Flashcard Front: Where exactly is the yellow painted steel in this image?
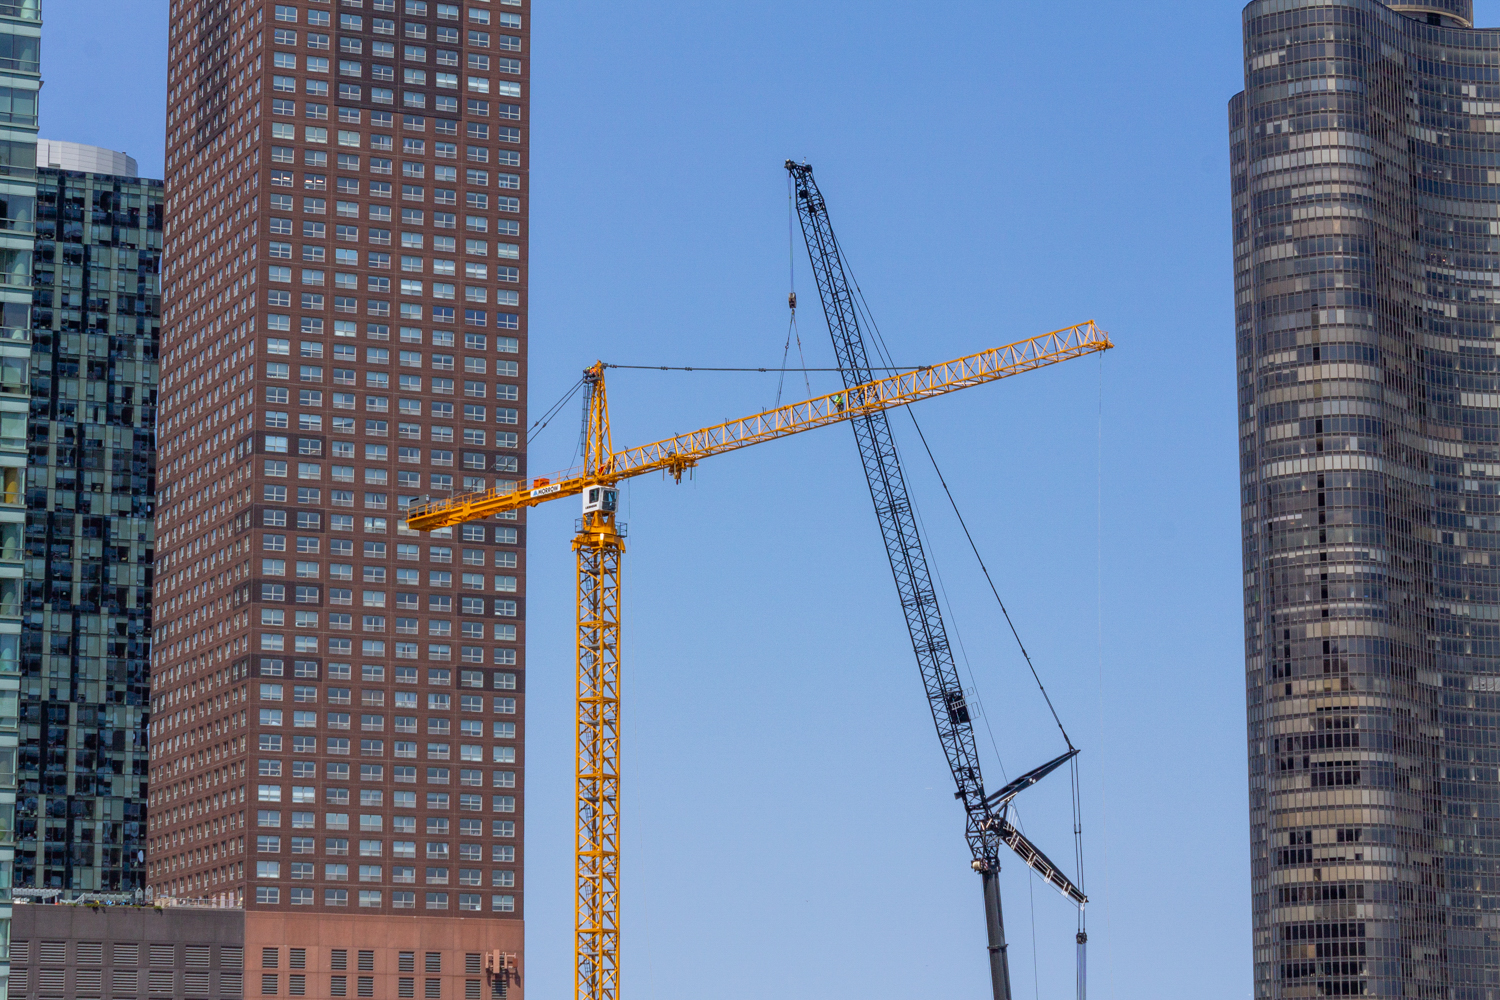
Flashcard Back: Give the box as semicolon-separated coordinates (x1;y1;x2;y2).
573;364;622;1000
405;321;1113;531
401;320;1114;1000
574;509;622;1000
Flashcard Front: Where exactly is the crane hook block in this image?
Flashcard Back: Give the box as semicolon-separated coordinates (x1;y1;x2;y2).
788;291;797;310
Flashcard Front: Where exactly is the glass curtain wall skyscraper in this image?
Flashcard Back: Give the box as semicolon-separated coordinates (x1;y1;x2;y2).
19;144;161;899
1232;1;1500;996
0;1;40;995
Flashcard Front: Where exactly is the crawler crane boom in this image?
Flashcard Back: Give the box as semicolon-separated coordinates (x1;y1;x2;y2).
406;334;1109;1000
788;159;1095;999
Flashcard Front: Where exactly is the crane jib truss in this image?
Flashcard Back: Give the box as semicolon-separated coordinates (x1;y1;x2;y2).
786;159;1092;1000
405;326;1110;529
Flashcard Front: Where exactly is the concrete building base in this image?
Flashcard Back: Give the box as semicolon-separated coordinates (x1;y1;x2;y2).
9;903;522;1000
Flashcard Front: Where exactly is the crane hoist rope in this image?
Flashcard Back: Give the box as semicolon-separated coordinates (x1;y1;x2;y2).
787;158;1099;1000
405;324;1110;1000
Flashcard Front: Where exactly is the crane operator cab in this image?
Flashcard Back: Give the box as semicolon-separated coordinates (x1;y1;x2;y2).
583;486;618;515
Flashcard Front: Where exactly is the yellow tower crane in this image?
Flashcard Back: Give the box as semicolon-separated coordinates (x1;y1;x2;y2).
405;321;1113;1000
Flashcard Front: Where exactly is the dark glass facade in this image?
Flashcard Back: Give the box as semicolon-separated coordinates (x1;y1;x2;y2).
19;160;161;896
0;1;39;990
1233;1;1500;996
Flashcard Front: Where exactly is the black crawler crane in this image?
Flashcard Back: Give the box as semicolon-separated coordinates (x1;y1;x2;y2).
786;160;1088;1000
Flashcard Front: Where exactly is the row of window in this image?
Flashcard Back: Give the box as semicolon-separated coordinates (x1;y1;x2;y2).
261;443;516;471
261;371;517;397
256;710;513;735
270;188;521;219
271;116;518;154
258;558;516;587
261;527;517;557
259;388;518;425
259;684;514;712
254;590;520;621
259;407;521;435
254;861;513;887
274;2;520;31
266;238;523;274
245;734;516;758
272;22;521;59
269;329;517;354
262;301;516;328
257;838;515;864
275;43;519;73
261;439;516;469
271;458;508;488
256;636;517;660
274;159;523;197
253;886;514;911
276;163;520;218
268;214;521;243
272;63;515;99
262;537;516;562
261;440;514;471
251;803;516;830
256;513;516;552
260;470;515;498
257;759;515;782
255;785;513;809
262;465;513;487
271;253;522;279
255;663;517;685
257;612;513;638
260;484;515;510
269;181;517;210
267;106;521;158
259;947;500;973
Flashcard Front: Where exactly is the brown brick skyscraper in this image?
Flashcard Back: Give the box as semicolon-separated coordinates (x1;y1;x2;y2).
148;0;526;990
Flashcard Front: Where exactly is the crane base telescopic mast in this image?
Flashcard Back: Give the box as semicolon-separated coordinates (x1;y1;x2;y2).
575;508;623;1000
980;863;1012;1000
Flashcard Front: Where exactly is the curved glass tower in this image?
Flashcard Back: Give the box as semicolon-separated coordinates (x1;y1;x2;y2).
1234;1;1500;996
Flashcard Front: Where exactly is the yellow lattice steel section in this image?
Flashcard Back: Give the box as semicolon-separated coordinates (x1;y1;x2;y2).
574;509;622;1000
573;363;622;1000
405;321;1112;531
401;320;1113;1000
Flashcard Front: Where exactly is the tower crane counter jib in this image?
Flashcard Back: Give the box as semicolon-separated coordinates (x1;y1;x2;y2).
403;328;1109;1000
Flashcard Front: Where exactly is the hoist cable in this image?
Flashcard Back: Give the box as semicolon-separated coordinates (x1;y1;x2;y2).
774;316;796;408
526;377;584;445
774;175;813;409
900;408;1073;749
828;227;1074;748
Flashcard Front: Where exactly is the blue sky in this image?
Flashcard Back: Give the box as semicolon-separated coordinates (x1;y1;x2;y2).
49;1;1490;996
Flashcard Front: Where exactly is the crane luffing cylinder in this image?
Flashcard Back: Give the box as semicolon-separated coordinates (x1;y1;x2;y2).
404;321;1113;531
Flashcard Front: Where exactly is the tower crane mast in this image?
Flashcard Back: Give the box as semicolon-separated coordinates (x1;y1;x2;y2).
786;160;1090;999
